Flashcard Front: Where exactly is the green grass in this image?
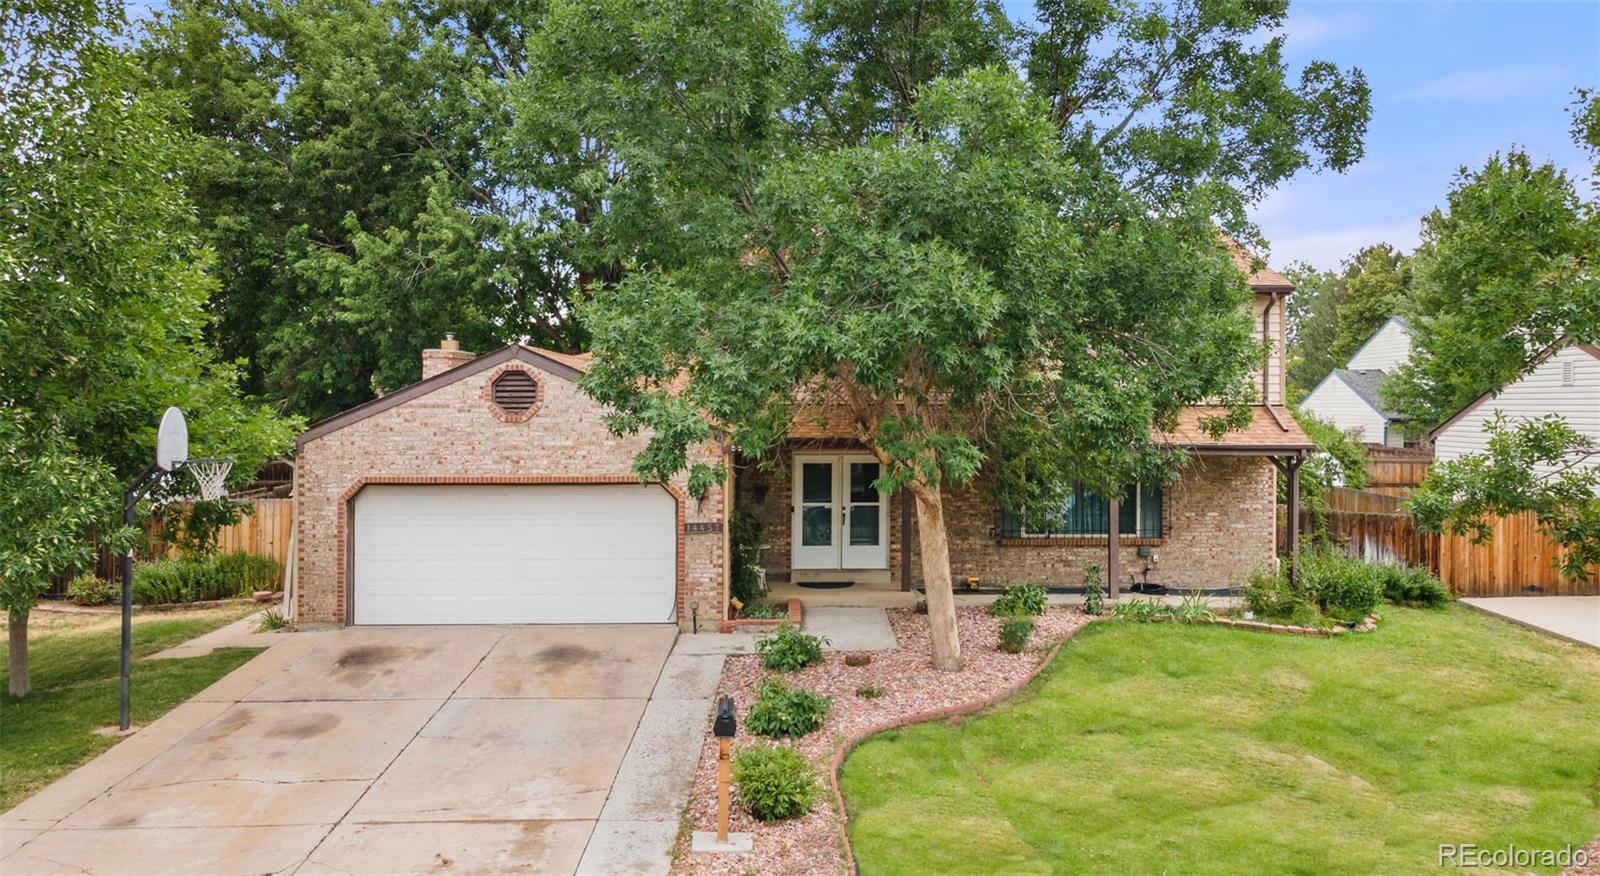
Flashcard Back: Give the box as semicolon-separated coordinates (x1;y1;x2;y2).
842;606;1600;875
0;605;262;811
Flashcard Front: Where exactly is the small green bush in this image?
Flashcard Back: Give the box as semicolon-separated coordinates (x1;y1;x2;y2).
211;551;282;593
255;608;288;632
738;600;787;619
67;573;118;606
733;743;819;821
756;624;826;672
1375;563;1453;607
1172;588;1215;623
989;582;1047;617
997;616;1034;653
1242;568;1308;619
1081;564;1105;616
745;678;831;738
1112;598;1166;622
856;684;885;699
132;551;283;605
1299;550;1383;617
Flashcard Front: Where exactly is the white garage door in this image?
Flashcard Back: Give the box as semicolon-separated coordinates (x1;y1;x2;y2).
351;484;676;625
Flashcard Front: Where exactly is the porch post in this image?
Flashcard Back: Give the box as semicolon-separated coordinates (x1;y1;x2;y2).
1106;492;1120;601
1286;457;1302;586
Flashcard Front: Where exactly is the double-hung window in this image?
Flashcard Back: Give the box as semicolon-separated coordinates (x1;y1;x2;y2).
1001;483;1163;539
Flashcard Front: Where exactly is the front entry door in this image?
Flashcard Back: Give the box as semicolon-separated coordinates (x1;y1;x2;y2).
792;454;889;570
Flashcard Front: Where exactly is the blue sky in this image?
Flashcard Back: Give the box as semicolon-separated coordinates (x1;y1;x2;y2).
1250;0;1600;272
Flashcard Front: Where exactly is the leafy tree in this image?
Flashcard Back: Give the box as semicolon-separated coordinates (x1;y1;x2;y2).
1288;407;1369;539
531;0;1369;670
1283;261;1348;398
140;0;578;419
1284;244;1411;398
1329;243;1409;363
2;0;297;693
1385;146;1600;433
1408;415;1599;580
0;411;134;696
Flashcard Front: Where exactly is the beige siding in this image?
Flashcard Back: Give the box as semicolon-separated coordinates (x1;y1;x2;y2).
1252;294;1285;405
1302;373;1389;443
1435;345;1600;475
1348;317;1413;371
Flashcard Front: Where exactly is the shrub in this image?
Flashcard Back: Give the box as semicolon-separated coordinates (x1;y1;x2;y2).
1172;588;1215;623
132;551;283;605
739;600;787;619
989;581;1047;617
1375;563;1453;607
1299;550;1383;617
843;653;871;667
211;551;282;593
1242;568;1306;619
1081;564;1105;616
745;678;831;738
756;624;826;672
255;608;288;632
732;743;819;821
1112;598;1166;622
729;509;768;605
67;573;118;606
997;616;1034;652
856;684;885;699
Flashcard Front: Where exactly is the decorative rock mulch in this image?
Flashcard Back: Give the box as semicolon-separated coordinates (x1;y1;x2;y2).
1563;834;1600;876
670;606;1091;876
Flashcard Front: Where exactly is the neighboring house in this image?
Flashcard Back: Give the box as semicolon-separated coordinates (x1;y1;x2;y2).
1432;341;1600;476
1302;316;1413;446
290;247;1311;629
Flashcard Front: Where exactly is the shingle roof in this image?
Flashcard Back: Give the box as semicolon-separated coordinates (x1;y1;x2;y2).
1332;368;1402;421
1223;235;1294;292
1152;405;1315;454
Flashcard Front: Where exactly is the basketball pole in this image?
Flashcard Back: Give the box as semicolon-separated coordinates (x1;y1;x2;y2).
120;464;163;732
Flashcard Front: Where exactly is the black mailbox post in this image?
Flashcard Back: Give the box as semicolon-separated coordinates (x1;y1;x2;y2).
713;695;736;842
713;696;737;738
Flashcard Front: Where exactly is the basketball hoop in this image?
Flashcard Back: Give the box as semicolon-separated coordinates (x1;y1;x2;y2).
177;457;233;501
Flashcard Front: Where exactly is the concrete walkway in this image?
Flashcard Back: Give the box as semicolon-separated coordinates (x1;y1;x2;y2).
802;606;899;651
2;624;723;875
1462;596;1600;649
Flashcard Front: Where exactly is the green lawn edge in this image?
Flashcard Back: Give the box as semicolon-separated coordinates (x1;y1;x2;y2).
840;606;1600;876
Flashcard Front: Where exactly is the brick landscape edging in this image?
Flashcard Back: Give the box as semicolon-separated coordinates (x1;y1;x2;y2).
1195;612;1380;637
824;618;1090;875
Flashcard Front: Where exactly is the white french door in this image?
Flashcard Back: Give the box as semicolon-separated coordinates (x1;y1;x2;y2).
792;454;888;570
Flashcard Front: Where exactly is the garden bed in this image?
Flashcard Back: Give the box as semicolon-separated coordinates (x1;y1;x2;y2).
717;598;803;634
671;606;1091;876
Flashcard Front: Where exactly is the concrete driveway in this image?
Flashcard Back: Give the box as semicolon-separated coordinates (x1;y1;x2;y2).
1462;596;1600;649
1;624;723;875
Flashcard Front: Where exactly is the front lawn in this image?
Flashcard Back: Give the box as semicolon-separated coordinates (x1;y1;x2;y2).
841;605;1600;875
0;604;263;811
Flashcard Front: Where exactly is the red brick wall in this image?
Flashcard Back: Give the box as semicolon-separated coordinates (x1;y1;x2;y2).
293;355;726;629
740;452;1276;591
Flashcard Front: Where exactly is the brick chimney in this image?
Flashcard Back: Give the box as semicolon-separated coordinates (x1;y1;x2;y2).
421;333;475;379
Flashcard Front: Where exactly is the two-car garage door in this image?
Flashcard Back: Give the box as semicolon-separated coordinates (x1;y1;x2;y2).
351;484;676;625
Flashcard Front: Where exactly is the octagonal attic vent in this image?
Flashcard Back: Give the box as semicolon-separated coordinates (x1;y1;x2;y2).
491;370;540;416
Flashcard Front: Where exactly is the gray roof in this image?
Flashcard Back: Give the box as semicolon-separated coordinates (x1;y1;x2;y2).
1333;368;1403;421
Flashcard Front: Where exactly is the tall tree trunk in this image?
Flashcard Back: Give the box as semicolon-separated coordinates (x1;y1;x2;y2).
910;483;962;672
8;608;30;698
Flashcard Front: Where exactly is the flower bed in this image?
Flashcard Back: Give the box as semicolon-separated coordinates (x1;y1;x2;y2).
671;606;1090;876
718;597;804;633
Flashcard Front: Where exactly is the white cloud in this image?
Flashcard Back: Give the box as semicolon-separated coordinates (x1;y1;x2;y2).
1261;221;1423;273
1399;65;1563;102
1276;11;1365;50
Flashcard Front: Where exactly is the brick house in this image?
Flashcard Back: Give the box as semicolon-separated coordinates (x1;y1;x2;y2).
291;250;1311;630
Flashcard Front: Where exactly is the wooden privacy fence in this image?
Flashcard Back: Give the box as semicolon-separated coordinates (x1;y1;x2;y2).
1362;447;1432;498
54;498;295;593
1305;489;1599;597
